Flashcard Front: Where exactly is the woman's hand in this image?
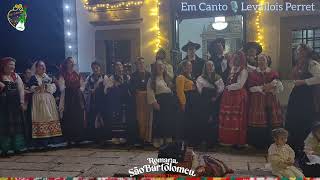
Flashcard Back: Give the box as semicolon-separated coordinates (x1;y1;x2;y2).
263;83;274;92
294;80;306;86
20;103;27;111
152;102;160;111
0;82;5;91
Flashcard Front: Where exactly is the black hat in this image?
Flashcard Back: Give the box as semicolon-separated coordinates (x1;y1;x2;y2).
211;38;226;49
244;42;262;55
182;41;201;52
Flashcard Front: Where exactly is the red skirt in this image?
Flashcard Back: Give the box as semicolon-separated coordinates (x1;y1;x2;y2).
248;92;283;128
219;88;248;145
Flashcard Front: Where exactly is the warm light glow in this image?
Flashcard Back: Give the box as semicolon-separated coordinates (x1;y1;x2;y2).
83;0;143;11
148;0;162;53
255;0;264;49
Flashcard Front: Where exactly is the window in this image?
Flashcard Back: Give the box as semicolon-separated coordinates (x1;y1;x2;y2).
292;28;320;65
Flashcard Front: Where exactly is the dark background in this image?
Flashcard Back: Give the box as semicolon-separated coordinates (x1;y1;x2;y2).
0;0;65;73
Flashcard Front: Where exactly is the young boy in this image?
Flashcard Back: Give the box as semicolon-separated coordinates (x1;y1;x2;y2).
304;122;320;164
268;128;304;177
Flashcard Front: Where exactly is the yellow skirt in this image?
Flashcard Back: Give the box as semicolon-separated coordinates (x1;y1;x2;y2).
136;91;152;142
32;92;62;138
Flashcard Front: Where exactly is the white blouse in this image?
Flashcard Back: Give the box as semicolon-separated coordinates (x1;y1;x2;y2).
147;76;172;104
31;74;56;94
305;60;320;86
2;73;25;104
227;68;248;91
103;74;130;94
196;76;225;94
247;63;257;72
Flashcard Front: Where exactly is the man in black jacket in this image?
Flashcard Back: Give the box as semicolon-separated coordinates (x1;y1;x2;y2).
181;41;205;79
208;38;229;83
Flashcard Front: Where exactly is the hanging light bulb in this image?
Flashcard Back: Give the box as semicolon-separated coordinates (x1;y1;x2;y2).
212;16;228;31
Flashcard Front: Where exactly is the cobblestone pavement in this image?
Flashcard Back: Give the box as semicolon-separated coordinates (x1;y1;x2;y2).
0;146;273;177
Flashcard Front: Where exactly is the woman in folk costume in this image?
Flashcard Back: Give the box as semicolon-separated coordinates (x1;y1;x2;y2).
57;57;86;145
130;57;151;144
243;42;262;72
176;60;201;146
147;60;178;148
104;61;132;145
28;61;63;149
286;44;320;153
196;61;225;149
0;57;26;157
247;54;284;149
218;51;248;146
83;61;110;144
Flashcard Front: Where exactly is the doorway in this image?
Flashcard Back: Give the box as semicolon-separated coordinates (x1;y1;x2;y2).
105;40;131;74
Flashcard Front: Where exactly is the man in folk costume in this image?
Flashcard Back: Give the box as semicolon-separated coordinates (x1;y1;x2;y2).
243;42;263;72
181;41;205;79
208;38;229;83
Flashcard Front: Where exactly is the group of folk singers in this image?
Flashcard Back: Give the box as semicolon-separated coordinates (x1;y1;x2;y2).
0;39;320;177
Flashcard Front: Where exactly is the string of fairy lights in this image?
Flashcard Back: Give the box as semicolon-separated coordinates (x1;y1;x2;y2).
83;0;143;11
255;0;265;50
150;0;161;53
63;0;78;66
82;0;162;54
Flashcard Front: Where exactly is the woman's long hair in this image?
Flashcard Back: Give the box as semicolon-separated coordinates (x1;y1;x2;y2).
150;61;171;92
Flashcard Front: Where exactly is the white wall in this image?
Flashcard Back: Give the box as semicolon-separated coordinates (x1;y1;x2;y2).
179;18;212;58
76;0;95;72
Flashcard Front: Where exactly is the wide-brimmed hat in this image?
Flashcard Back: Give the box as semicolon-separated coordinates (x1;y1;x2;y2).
182;41;201;52
243;42;262;55
211;38;226;49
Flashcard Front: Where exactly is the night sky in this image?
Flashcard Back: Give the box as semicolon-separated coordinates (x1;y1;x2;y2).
0;0;65;73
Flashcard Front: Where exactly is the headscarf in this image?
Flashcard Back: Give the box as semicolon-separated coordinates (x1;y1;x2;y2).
31;60;46;75
0;57;17;81
201;61;221;85
31;60;51;83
